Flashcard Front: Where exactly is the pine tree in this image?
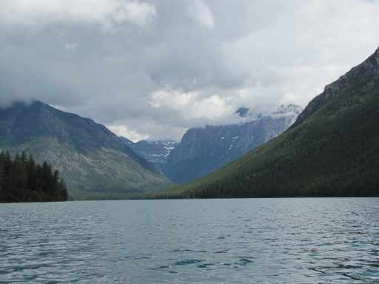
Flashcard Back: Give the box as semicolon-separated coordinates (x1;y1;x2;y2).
0;151;68;203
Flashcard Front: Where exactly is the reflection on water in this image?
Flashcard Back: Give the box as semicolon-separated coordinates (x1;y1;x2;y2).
0;198;378;283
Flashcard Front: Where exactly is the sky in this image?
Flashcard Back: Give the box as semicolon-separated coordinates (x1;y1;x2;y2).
0;0;379;141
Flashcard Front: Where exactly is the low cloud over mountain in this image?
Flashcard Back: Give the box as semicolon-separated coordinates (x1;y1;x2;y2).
1;0;379;140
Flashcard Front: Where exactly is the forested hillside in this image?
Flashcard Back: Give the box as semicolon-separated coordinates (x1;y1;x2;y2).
160;47;379;198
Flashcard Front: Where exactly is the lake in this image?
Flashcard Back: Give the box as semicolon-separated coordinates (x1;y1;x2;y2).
0;198;378;283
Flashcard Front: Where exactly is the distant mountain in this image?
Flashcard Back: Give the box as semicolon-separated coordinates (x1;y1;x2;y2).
0;101;170;199
130;140;178;172
119;136;134;146
161;47;379;198
235;107;250;118
163;105;302;183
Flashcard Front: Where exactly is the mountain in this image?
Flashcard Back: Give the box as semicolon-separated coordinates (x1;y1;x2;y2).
119;136;134;146
160;47;379;198
235;107;250;118
0;101;170;199
130;140;178;172
163;105;302;183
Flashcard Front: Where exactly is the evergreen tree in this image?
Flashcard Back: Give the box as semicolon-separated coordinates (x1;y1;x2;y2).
0;152;68;203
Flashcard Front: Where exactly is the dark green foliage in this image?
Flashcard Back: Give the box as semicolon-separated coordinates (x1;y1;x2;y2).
160;48;379;198
0;151;68;202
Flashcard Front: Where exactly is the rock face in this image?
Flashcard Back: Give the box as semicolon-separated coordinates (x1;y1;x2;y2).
164;105;302;183
0;101;170;199
163;47;379;198
130;140;178;172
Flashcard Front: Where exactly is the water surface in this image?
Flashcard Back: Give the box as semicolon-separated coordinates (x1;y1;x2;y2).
0;198;378;283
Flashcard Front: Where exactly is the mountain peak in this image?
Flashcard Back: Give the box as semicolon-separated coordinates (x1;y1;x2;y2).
235;107;250;118
164;48;379;198
0;100;169;198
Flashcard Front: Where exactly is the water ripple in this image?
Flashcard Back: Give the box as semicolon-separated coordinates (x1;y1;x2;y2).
0;198;378;283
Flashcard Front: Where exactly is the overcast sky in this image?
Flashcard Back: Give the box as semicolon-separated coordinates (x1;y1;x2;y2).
1;0;379;141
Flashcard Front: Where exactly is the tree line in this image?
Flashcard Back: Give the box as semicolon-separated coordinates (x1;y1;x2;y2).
0;151;68;202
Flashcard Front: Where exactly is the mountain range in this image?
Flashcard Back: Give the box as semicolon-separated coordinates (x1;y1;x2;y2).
0;101;170;199
128;105;301;184
159;47;379;198
0;100;301;199
130;140;178;173
163;105;302;183
3;47;378;200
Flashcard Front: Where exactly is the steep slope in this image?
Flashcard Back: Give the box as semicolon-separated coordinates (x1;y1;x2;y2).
164;105;301;183
162;47;379;198
0;101;170;199
130;140;178;172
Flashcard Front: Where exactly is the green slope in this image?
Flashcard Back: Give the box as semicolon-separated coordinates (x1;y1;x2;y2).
160;48;379;198
2;138;170;200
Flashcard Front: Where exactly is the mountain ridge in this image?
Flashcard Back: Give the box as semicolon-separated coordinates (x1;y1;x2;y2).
0;101;170;199
130;139;178;173
163;104;302;183
293;47;379;128
159;47;379;198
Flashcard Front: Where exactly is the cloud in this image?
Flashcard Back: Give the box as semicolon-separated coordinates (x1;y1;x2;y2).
150;88;232;120
190;0;214;29
108;125;149;141
122;1;156;26
0;0;156;28
0;0;378;140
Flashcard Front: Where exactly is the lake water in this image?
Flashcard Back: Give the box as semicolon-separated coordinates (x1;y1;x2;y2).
0;198;378;283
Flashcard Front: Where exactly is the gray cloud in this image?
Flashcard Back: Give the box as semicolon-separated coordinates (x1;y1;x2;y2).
1;0;379;141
